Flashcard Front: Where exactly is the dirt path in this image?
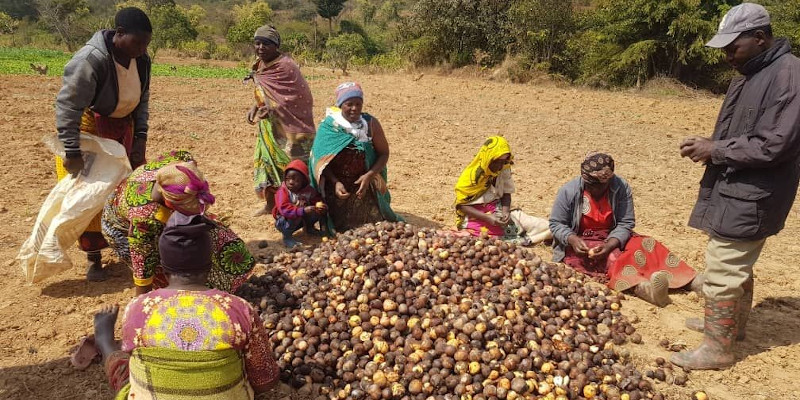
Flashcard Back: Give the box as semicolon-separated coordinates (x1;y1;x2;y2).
0;71;798;399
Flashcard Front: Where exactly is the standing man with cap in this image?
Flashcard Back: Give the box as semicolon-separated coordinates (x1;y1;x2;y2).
675;3;800;370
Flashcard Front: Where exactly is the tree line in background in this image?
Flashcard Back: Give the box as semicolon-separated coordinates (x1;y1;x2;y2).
1;0;799;91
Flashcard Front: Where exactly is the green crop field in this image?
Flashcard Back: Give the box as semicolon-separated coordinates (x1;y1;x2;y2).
0;47;250;79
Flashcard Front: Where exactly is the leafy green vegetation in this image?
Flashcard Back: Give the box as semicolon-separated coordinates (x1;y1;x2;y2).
2;0;799;91
0;47;249;78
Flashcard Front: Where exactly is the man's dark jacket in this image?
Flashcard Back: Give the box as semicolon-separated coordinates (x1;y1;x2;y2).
690;39;800;241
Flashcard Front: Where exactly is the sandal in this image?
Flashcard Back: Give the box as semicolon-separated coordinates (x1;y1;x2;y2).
70;335;100;370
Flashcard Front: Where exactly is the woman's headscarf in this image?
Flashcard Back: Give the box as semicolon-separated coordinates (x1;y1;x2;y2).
254;25;280;47
581;152;615;184
158;212;215;275
454;136;513;225
335;82;363;107
156;161;216;215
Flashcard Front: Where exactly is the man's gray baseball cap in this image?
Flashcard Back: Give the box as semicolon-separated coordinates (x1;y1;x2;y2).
706;3;771;48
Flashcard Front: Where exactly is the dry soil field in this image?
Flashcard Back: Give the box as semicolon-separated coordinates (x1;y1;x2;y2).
0;68;798;400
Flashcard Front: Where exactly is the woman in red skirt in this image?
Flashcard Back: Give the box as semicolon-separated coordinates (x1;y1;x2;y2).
549;152;700;306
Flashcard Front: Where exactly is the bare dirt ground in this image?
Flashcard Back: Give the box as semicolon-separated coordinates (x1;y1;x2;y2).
0;68;798;400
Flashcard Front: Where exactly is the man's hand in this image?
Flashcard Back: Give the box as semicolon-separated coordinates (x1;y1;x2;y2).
567;234;589;256
680;136;714;163
63;155;84;176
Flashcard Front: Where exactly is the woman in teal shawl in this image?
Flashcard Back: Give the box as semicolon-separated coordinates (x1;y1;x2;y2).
309;82;401;233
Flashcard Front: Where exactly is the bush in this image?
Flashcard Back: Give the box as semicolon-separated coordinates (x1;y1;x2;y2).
281;32;310;55
0;11;18;34
402;0;511;67
448;51;473;68
572;0;728;88
0;17;60;48
149;4;198;60
374;0;402;28
507;0;574;70
212;43;236;60
180;39;212;59
324;32;367;74
35;0;93;51
276;20;315;37
227;1;273;45
339;19;383;56
403;35;438;67
370;51;405;70
292;48;322;65
764;0;800;57
491;56;536;83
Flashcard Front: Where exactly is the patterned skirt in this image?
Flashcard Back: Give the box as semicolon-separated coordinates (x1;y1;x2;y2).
323;147;385;232
253;116;313;198
102;200;255;293
563;231;696;292
460;201;523;241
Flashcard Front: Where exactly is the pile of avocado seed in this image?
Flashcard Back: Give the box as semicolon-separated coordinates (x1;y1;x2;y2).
237;222;671;400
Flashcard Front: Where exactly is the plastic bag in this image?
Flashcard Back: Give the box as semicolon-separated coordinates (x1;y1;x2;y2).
17;133;132;284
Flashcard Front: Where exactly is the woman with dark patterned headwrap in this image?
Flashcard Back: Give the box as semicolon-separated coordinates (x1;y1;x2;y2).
549;152;699;307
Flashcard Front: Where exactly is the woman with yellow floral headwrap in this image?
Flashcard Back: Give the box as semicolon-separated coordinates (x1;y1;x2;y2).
101;150;255;295
454;137;551;244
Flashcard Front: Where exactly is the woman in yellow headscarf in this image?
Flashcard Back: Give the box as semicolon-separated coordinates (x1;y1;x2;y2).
454;136;551;244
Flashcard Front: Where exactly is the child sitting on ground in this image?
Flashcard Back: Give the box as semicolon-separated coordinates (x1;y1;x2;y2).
273;160;327;247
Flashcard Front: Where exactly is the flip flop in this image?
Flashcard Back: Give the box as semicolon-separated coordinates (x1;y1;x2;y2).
70;335;100;370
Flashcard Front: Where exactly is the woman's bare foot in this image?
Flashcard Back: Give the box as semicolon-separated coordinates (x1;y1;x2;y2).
93;305;120;360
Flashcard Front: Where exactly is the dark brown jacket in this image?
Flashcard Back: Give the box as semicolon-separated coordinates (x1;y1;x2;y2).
689;39;800;241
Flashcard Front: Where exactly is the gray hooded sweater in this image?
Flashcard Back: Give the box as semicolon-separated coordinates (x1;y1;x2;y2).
55;30;151;157
549;176;636;262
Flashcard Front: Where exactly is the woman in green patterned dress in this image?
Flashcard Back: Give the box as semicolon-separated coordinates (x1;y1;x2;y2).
245;25;316;215
101;150;255;295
